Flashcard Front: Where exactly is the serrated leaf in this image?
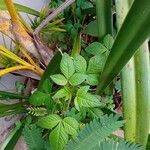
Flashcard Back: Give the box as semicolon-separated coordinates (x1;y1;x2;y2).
85;42;108;56
50;74;67;86
49;123;68;150
63;117;79;136
77;86;90;96
29;91;51;106
69;73;86;86
84;20;98;37
53;87;71;100
86;74;99;86
73;54;87;73
37;114;62;129
60;53;75;79
103;34;114;49
87;55;106;74
75;88;101;110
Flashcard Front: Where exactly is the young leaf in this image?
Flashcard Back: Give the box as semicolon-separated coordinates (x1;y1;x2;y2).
69;73;86;86
73;54;87;73
86;74;99;86
103;34;114;49
87;55;106;74
60;53;75;79
29;91;51;106
50;74;67;86
83;20;98;37
63;117;79;136
53;87;71;100
85;42;107;56
49;123;68;150
75;87;101;111
37;114;62;129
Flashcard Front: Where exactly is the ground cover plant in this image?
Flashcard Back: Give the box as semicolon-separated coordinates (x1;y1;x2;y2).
0;0;150;150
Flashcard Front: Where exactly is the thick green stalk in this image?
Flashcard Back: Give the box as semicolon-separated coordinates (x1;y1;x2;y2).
96;0;113;95
115;0;136;142
96;0;112;40
134;43;150;146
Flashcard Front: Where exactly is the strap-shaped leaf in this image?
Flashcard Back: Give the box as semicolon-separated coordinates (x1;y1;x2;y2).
97;0;150;93
0;0;40;16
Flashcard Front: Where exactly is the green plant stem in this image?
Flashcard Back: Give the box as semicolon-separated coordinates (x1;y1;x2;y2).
134;42;150;146
115;0;136;142
96;0;113;95
95;0;112;40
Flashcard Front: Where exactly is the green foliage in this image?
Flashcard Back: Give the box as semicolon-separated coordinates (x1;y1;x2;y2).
50;74;68;86
22;124;45;150
29;91;51;106
75;86;102;111
146;134;150;150
60;53;75;79
0;91;29;100
97;0;150;93
95;140;144;150
84;20;98;37
66;114;124;150
37;114;79;150
1;122;23;150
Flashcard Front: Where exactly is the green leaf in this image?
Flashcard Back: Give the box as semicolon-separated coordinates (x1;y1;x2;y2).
81;1;93;10
37;114;62;129
49;123;68;150
1;122;23;150
53;87;71;100
69;73;86;86
84;20;98;37
75;87;101;111
0;0;40;16
38;52;62;91
73;54;87;73
23;124;45;150
66;114;124;150
97;0;150;93
63;117;79;136
86;74;99;86
103;34;114;49
0;91;29;100
146;134;150;150
85;42;107;56
60;53;75;79
39;79;52;94
96;140;144;150
77;86;90;96
29;91;51;106
50;74;67;86
87;55;106;74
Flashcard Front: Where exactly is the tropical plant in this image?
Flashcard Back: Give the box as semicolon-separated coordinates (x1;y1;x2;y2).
0;0;150;150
